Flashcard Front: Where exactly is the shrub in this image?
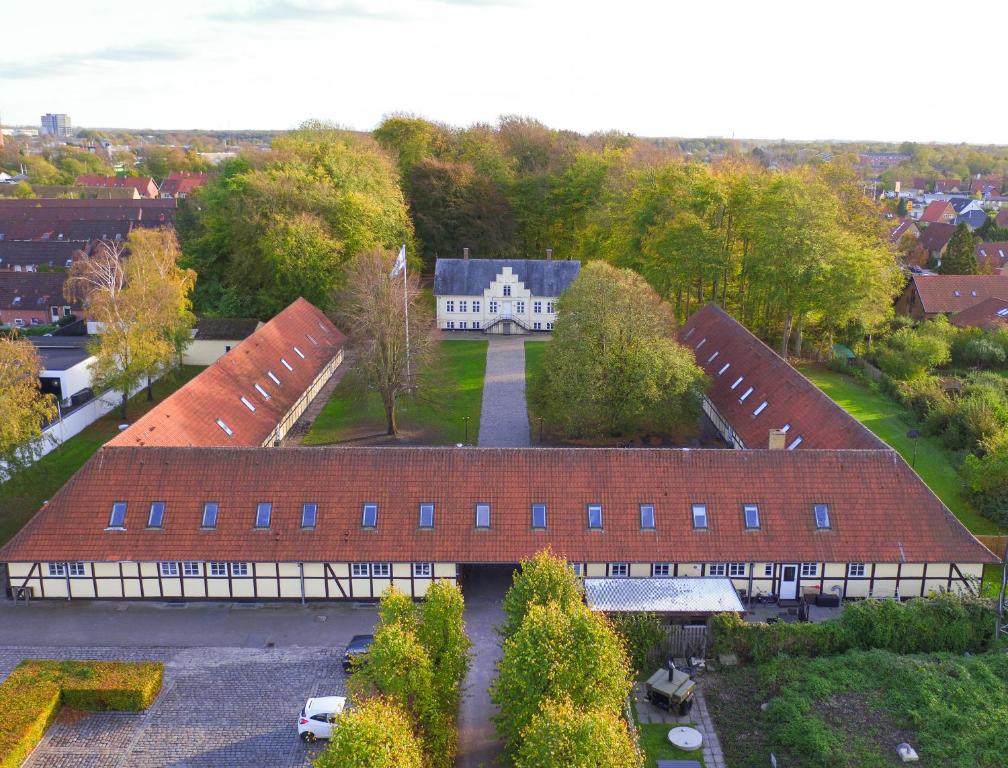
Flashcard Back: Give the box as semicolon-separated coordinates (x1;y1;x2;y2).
894;375;947;420
610;612;666;675
963;429;1008;525
514;697;641;768
876;325;950;380
0;660;163;768
313;697;424;768
500;548;584;638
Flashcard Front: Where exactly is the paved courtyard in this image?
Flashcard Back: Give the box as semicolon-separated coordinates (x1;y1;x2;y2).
477;337;530;447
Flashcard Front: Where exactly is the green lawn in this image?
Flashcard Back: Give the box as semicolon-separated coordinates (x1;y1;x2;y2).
798;364;1004;535
0;366;204;547
638;722;706;767
304;340;488;446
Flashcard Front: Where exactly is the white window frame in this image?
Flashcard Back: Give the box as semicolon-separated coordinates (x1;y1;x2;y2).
446;300;455;313
372;562;391;578
639;503;656;529
516;301;525;313
202;501;219;528
413;562;432;578
351;563;369;578
728;562;746;577
475;503;491;529
301;502;317;528
609;562;629;578
708;563;727;577
255;501;271;529
208;561;227;577
547;301;555;313
159;561;179;577
182;561;200;577
533;300;542;313
419;503;435;529
763;563;773;577
652;563;671;577
230;562;249;577
108;501;127;530
800;562;819;577
848;562;866;578
814;503;830;529
692;503;708;529
489;300;498;313
362;503;378;528
472;300;480;313
531;503;547;529
587;503;603;529
68;561;86;577
459;300;467;312
743;504;760;529
502;285;511;297
48;562;66;577
148;501;165;528
569;562;583;577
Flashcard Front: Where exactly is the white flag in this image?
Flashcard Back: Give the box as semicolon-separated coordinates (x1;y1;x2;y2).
390;244;406;278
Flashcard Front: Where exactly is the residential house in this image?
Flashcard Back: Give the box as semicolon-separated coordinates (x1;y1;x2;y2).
976;242;1008;275
919;200;957;225
0;271;76;327
955;210;987;232
888;219;919;246
949;297;1008;330
913;222;956;267
108;298;345;449
73;175;159;199
182;317;264;366
0;198;176;242
969;176;1003;198
934;179;966;194
159;171;208;200
895;274;1008;321
434;255;580;334
29;335;96;407
950;198;985;217
0;240;87;271
997;209;1008;229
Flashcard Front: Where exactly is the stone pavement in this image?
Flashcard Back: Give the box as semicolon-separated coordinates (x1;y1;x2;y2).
477;337;530;447
633;680;726;768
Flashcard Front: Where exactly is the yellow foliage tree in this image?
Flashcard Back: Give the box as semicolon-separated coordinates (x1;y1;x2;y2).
0;336;57;476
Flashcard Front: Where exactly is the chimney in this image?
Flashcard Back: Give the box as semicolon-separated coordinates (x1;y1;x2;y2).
768;429;786;450
463;247;469;260
545;248;552;260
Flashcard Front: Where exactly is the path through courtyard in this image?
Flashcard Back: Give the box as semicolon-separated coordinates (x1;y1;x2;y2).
477;337;530;447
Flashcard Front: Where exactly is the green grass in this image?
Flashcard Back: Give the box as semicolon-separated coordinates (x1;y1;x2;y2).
0;366;204;547
797;364;1004;535
304;340;488;446
638;722;706;767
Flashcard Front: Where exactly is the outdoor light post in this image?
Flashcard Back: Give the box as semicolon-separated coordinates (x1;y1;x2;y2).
538;416;544;445
906;428;920;468
463;415;470;445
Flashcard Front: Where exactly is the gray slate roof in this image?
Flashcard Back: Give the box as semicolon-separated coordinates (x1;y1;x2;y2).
584;578;744;615
434;258;580;297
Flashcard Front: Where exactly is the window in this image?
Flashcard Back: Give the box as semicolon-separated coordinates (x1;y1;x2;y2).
695;337;706;350
692;503;708;529
516;301;525;313
706;351;719;364
730;376;744;390
446;300;455;313
230;562;249;577
459;300;467;312
459;321;467;330
255;502;272;529
351;563;369;578
215;418;233;436
280;358;293;372
708;563;727;576
446;321;455;329
267;371;281;385
813;503;830;529
362;503;378;528
372;562;391;578
108;502;127;529
472;300;480;313
301;503;317;528
717;362;730;376
475;503;491;528
148;502;165;528
67;562;85;577
743;504;760;529
419;503;435;529
293;345;305;359
533;301;542;313
48;562;67;577
639;503;656;529
728;562;746;577
763;563;774;577
570;562;583;577
787;436;804;450
533;322;542;330
503;285;511;297
473;321;480;329
208;561;227;577
738;386;753;402
306;333;318;346
254;383;270;400
182;561;200;577
531;503;547;529
413;562;432;578
780;423;791;433
201;502;219;528
587;504;603;529
240;396;256;412
610;562;629;577
13;318;23;327
652;563;671;577
753;400;768;417
800;563;818;577
489;300;498;313
159;561;179;577
546;322;554;330
547;301;555;313
848;562;866;577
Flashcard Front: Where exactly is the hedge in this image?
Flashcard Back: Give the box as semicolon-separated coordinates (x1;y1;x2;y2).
0;659;163;768
712;593;996;663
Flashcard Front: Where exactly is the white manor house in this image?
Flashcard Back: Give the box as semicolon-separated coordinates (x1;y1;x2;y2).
433;255;580;334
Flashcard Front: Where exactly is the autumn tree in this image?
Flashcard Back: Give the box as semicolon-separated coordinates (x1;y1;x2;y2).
940;222;979;275
500;549;583;638
0;337;57;477
528;262;707;439
313;697;424;768
335;248;434;435
514;698;642;768
65;229;195;418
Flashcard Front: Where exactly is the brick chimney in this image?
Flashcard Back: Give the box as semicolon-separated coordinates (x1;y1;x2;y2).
545;248;552;260
463;247;469;260
768;429;786;450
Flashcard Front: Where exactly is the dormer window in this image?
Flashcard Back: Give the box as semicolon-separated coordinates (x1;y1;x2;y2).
531;503;547;529
202;502;218;528
419;503;435;529
147;502;165;528
692;503;708;529
475;503;491;529
255;502;271;529
743;504;760;529
293;346;305;359
301;503;317;528
640;503;656;529
280;358;293;372
108;502;127;529
362;503;378;528
587;504;603;529
814;503;830;529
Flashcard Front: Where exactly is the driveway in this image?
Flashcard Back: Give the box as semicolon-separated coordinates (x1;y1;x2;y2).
477;337;530;447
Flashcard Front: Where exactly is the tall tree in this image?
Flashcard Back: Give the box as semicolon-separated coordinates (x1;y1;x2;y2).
514;698;642;768
940;222;979;275
500;549;583;638
313;697;425;768
0;337;57;477
336;249;435;435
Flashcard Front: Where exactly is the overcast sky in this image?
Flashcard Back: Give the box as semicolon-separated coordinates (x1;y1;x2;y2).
1;0;1004;143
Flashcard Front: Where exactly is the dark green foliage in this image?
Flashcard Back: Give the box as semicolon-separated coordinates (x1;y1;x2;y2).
939;222;978;275
610;612;666;675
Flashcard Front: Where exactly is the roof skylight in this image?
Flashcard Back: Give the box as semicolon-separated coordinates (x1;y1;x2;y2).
254;383;270;400
215;418;234;436
267;371;280;385
280;358;293;371
293;346;305;359
739;386;753;402
787;436;803;449
753;400;768;416
730;376;744;390
717;362;730;376
240;396;256;412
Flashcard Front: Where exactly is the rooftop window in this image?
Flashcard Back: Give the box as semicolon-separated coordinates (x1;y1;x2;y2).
780;423;791;433
738;386;754;402
267;371;280;385
255;502;272;529
814;503;830;529
587;504;603;530
362;503;378;528
280;358;293;372
147;501;165;528
306;333;318;346
202;502;218;528
717;362;730;376
743;503;760;529
301;502;317;528
753;400;768;416
215;418;233;436
475;503;491;529
293;346;305;359
787;436;804;450
695;337;706;351
730;376;744;390
640;503;656;529
419;503;435;529
108;502;127;529
683;327;695;340
254;383;270;400
240;396;256;412
706;351;719;364
531;503;547;529
692;503;708;529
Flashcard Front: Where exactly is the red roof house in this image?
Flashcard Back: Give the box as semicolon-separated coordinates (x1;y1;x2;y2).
949;296;1008;330
159;171;208;199
74;175;159;199
976;242;1008;275
919;200;956;224
896;274;1008;320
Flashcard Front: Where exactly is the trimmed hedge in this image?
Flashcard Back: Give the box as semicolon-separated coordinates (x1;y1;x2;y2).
712;593;995;663
0;659;163;768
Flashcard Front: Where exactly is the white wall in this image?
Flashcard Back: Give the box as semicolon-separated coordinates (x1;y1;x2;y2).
183;339;242;366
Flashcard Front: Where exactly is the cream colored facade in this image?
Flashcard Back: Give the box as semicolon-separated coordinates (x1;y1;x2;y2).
266;349;343;446
182;338;249;366
437;266;558;334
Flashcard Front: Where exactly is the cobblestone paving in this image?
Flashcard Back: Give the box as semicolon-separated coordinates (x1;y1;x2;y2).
477;337;530;448
2;646;342;768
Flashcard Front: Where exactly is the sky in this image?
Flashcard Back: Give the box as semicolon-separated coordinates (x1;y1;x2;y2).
1;0;1005;144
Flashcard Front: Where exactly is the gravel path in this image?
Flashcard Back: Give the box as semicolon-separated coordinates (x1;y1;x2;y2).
477;337;530;447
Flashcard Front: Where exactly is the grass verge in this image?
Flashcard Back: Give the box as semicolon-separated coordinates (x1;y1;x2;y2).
304;340;488;446
0;659;163;768
0;366;205;547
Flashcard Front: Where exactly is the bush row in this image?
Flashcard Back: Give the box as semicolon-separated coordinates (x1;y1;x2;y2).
0;659;163;768
711;593;996;664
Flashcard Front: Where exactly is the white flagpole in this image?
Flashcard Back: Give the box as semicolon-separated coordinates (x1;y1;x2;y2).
402;245;411;389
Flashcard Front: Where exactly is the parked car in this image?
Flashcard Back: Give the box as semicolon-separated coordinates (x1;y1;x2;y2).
342;634;374;673
298;696;348;742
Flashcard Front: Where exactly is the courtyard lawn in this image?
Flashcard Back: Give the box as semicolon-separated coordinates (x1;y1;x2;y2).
0;366;205;547
797;364;1005;536
304;340;487;446
638;722;706;767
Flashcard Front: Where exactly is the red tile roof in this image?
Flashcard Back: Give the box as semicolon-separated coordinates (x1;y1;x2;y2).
159;172;208;197
0;199;176;211
997;210;1008;229
976;242;1008;273
108;298;345;448
888;219;918;244
74;176;159;198
0;271;78;312
949;296;1008;330
677;305;884;450
917;222;956;253
909;274;1008;315
0;446;994;565
920;200;955;223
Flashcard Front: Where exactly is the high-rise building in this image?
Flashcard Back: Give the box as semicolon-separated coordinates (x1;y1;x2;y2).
40;113;72;138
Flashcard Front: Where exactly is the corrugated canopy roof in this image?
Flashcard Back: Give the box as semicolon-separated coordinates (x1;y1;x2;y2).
585;577;744;614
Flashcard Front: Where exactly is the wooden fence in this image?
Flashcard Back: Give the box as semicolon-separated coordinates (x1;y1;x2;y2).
646;625;709;665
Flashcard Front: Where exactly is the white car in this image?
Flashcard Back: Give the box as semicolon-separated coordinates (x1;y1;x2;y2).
297;696;348;742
